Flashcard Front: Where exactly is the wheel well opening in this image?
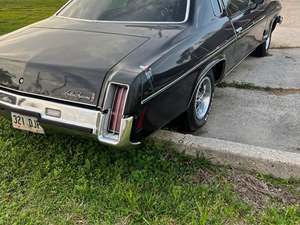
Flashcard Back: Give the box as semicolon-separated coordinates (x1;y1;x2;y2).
212;60;226;83
271;17;280;32
271;21;277;32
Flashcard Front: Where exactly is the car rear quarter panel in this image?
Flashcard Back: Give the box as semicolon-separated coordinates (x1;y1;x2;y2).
129;0;236;142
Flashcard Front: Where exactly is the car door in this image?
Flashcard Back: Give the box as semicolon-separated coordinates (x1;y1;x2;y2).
211;0;238;73
222;0;267;65
194;0;238;73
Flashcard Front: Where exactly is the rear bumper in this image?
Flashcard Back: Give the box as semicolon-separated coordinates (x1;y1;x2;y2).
0;89;135;147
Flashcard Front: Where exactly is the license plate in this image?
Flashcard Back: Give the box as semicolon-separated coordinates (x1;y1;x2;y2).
11;112;45;134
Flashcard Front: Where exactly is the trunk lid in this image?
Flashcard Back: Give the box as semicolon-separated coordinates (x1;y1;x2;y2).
0;27;148;106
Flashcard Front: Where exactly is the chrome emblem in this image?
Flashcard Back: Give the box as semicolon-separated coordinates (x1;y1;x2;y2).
64;89;96;103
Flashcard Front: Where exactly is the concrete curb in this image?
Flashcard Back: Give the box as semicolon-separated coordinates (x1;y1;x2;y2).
153;130;300;179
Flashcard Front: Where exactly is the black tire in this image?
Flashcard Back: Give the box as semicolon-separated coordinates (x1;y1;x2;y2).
184;70;215;132
252;32;272;57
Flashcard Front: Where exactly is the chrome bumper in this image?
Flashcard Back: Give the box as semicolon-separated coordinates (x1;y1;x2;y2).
277;16;283;24
0;89;135;147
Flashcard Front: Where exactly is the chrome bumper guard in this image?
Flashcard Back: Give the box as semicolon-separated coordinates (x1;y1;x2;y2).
0;89;134;147
277;16;283;24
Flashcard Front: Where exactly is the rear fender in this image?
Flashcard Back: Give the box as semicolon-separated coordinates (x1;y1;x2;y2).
187;57;226;107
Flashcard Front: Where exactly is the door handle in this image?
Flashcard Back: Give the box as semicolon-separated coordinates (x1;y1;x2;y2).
235;27;243;34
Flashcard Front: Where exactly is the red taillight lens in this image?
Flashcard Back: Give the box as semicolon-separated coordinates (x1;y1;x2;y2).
108;85;128;134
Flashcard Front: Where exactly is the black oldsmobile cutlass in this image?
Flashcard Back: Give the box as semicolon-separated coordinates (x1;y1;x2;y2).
0;0;282;146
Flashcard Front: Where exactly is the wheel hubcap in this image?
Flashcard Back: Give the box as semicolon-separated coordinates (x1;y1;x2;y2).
194;77;212;120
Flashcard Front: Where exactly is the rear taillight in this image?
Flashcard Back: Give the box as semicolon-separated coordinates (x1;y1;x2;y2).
108;85;128;134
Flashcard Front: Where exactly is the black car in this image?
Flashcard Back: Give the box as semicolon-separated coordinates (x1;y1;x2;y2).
0;0;282;146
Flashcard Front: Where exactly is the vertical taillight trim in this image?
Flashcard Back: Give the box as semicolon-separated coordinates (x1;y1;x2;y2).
98;82;136;146
107;84;128;135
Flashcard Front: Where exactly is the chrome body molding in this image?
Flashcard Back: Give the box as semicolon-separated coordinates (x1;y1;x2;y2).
141;36;236;105
0;89;135;147
236;15;266;39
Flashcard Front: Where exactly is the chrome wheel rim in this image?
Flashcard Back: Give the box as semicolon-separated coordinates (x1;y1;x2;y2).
265;35;271;50
194;77;212;120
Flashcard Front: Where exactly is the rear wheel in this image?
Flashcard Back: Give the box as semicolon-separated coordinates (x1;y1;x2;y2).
184;70;215;132
253;31;272;57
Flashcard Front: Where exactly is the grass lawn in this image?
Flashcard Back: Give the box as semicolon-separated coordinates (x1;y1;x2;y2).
0;0;66;35
0;1;299;224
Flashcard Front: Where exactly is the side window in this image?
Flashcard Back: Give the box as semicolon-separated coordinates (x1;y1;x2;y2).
210;0;223;17
223;0;251;16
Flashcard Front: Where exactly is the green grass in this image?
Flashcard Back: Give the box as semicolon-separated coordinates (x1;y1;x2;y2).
0;1;299;224
0;0;66;35
0;117;299;225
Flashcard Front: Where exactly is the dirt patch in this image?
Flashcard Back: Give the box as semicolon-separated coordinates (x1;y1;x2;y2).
69;214;88;225
189;167;300;209
227;170;300;209
116;215;132;225
189;168;217;185
271;89;300;96
218;81;300;96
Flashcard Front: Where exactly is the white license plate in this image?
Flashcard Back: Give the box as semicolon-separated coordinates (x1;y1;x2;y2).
11;112;45;134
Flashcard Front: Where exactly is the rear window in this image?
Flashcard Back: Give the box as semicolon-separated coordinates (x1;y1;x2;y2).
58;0;190;23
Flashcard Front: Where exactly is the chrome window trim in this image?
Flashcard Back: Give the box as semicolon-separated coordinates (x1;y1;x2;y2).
55;0;191;25
210;0;223;17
